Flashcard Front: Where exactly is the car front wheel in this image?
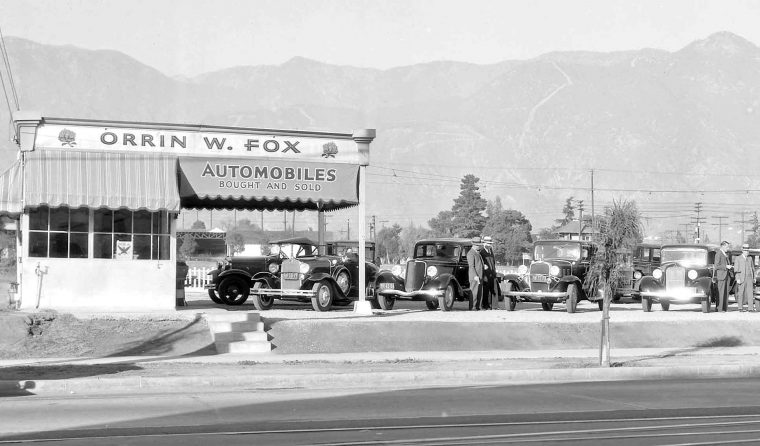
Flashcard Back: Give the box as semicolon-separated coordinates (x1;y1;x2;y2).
335;270;351;296
208;289;223;304
439;283;456;311
425;300;439;310
376;289;395;310
311;280;334;312
566;284;578;314
642;297;652;312
218;277;250;306
541;302;554;311
251;282;274;310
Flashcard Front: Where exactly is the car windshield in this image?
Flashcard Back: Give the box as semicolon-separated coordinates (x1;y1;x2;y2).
269;243;317;259
415;243;461;260
534;243;581;260
661;247;708;266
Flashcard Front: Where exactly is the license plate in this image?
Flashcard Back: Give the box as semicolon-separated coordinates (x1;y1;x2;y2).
531;274;549;283
282;272;299;280
379;282;395;290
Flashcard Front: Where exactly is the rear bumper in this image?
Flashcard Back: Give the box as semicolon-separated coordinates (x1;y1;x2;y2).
377;288;443;300
504;291;569;302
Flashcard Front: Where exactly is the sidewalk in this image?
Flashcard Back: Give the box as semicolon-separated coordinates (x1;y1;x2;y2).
3;346;760;396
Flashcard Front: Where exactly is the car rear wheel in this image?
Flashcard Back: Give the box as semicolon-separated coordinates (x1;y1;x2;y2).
251;282;274;310
208;289;223;304
502;282;516;311
566;284;578;313
642;297;652;312
439;283;456;311
218;276;250;306
541;302;554;311
425;300;439;310
311;280;334;312
661;301;670;311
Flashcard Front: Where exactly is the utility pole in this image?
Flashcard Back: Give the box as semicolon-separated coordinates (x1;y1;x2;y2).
590;169;595;241
713;216;728;243
691;202;704;243
261;210;264;230
577;200;584;240
735;211;748;245
283;211;287;233
370;215;377;241
291;210;295;236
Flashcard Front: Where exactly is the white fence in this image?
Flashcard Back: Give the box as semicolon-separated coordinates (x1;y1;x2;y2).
185;267;212;289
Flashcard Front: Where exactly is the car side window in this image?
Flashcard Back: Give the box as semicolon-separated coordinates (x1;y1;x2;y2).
652;249;661;263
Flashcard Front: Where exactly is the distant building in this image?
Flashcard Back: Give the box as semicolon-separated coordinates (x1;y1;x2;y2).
555;220;596;241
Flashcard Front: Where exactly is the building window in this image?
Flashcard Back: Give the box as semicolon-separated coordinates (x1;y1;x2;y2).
29;206;89;258
93;209;170;260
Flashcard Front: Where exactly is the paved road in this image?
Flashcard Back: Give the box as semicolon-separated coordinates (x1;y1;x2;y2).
3;378;760;445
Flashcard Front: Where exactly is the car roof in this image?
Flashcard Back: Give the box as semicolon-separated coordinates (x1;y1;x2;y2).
661;244;718;250
415;238;473;245
270;237;317;246
534;239;596;246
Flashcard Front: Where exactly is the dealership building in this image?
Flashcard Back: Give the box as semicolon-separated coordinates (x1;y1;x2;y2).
0;112;374;310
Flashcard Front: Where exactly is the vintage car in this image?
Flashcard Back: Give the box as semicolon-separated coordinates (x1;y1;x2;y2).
206;237;381;311
501;239;598;313
633;243;662;278
375;238;493;311
638;244;722;312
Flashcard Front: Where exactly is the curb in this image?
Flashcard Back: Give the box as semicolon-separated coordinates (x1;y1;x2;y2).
4;364;760;395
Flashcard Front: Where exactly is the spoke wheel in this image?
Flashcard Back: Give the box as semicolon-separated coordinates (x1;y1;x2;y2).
251;282;274;310
311;280;334;312
376;284;395;310
218;276;250;306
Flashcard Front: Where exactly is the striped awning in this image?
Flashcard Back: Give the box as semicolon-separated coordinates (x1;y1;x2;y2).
24;150;181;212
0;161;22;216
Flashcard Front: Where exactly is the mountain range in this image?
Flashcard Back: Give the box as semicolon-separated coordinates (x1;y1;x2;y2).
1;32;759;239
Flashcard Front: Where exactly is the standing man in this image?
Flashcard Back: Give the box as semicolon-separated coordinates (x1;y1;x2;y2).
480;236;498;310
467;236;485;311
714;241;732;312
733;243;755;312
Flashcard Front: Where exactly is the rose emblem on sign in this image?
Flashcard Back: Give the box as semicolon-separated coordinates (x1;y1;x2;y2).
322;141;338;158
58;129;77;147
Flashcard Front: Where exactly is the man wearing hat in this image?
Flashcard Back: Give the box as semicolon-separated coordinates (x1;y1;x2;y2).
467;236;485;311
480;236;498;310
733;243;756;312
714;241;732;312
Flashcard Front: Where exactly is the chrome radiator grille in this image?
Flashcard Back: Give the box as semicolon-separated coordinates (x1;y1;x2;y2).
280;259;302;290
666;266;685;290
530;262;551;292
405;260;426;292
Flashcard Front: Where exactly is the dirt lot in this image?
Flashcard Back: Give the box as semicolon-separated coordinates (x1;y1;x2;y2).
0;310;214;359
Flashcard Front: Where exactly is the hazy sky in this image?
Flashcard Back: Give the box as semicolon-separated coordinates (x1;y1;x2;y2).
4;0;760;77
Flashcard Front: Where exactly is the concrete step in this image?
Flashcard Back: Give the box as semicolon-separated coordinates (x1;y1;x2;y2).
213;331;269;343
217;340;272;354
207;321;263;333
204;312;260;323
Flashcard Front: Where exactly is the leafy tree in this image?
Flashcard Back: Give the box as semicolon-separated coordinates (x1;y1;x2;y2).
555;196;575;227
190;220;206;231
450;174;487;237
400;224;433;260
376;224;402;263
584;199;643;300
428;210;455;237
482;197;533;265
225;230;246;255
178;234;198;260
747;212;760;248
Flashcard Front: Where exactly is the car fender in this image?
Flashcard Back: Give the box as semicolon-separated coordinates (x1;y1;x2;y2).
303;272;336;292
374;270;404;296
696;277;714;299
437;274;465;297
251;272;278;288
218;269;253;282
557;276;587;299
638;276;661;292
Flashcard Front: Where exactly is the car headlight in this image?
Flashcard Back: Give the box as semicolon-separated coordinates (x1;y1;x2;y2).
268;263;279;274
652;269;662;280
426;265;438;277
549;265;560;276
392;264;404;277
299;263;310;274
687;270;698;280
517;265;528;275
331;259;338;265
633;271;642;280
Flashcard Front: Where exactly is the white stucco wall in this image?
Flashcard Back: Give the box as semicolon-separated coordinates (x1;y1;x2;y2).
16;211;178;311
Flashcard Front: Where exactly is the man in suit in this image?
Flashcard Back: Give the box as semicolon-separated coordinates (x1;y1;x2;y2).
733;243;756;312
714;241;732;312
480;236;498;310
467;236;485;311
